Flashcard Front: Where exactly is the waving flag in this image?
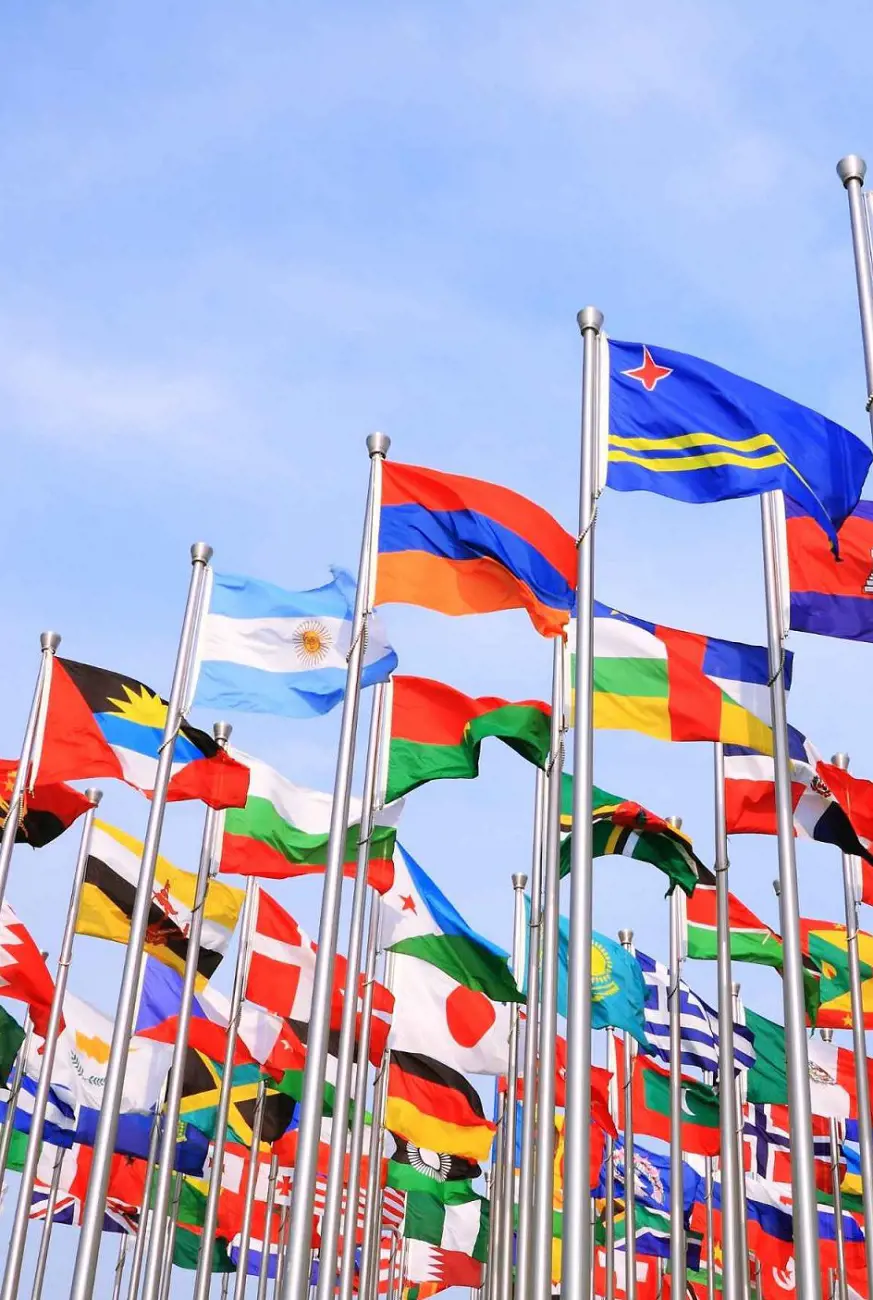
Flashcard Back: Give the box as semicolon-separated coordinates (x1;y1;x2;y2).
376;461;577;637
0;902;57;1035
31;1142;144;1235
616;1055;720;1157
386;1052;496;1162
0;762;94;848
786;498;873;641
606;339;872;547
636;948;755;1076
800;919;873;1028
388;954;511;1075
742;1102;836;1190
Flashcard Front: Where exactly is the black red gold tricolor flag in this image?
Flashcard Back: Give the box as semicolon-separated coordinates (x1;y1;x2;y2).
385;1051;496;1163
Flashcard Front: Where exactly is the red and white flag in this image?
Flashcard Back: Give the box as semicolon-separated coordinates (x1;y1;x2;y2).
404;1241;483;1290
0;902;56;1036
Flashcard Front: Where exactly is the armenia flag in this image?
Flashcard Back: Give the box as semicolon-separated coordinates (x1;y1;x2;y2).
606;339;872;547
574;603;784;752
33;659;249;809
376;461;577;637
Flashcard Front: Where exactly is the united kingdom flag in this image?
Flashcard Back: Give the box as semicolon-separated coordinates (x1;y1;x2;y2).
29;1143;142;1234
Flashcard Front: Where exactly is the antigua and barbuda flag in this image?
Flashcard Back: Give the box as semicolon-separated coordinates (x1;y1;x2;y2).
606;339;871;548
192;566;397;719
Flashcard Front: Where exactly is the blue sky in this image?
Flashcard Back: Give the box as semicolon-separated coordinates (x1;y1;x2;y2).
3;0;873;1292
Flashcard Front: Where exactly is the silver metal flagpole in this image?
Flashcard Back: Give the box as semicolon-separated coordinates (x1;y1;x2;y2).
111;1238;129;1300
604;1028;618;1300
564;305;603;1300
29;1144;65;1300
257;1154;280;1300
69;541;214;1300
496;871;529;1300
836;155;873;434
713;742;743;1300
0;789;102;1300
820;1030;849;1300
281;433;388;1300
483;1167;496;1300
140;721;232;1300
158;1174;183;1300
0;1013;33;1189
732;985;751;1300
274;1203;290;1300
126;1103;164;1300
514;768;546;1300
619;931;637;1300
235;1080;268;1300
702;1072;716;1300
666;817;686;1296
486;1110;503;1300
193;875;258;1300
761;491;821;1300
315;681;387;1300
830;751;873;1283
336;893;382;1300
352;948;394;1300
0;632;61;913
531;638;565;1300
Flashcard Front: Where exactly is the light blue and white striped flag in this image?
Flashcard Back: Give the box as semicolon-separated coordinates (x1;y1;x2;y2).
192;566;397;719
635;949;755;1077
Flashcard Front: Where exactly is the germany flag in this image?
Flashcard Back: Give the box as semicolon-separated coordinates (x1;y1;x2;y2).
0;762;93;848
385;1052;496;1163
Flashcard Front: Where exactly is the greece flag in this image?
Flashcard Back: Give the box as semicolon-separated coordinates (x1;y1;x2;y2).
192;566;397;719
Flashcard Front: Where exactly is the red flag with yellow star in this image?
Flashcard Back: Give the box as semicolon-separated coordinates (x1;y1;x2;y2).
0;761;93;848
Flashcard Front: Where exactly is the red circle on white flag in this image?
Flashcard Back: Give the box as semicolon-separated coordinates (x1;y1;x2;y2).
445;986;496;1046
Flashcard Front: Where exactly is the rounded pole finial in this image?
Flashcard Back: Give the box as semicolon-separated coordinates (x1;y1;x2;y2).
618;928;633;946
511;872;528;890
732;981;741;998
831;752;850;771
367;431;391;459
666;815;682;831
772;879;781;897
85;788;103;806
213;721;232;745
577;306;604;334
820;1027;834;1043
191;542;213;565
837;155;867;187
40;631;61;653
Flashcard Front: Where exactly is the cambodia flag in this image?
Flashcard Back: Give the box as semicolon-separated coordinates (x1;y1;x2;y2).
787;498;873;642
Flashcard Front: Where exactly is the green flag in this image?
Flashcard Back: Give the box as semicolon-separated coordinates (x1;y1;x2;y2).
0;1007;25;1084
744;1009;787;1105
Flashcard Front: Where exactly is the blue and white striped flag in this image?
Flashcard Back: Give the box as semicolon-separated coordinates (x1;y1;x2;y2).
192;566;398;719
635;949;755;1076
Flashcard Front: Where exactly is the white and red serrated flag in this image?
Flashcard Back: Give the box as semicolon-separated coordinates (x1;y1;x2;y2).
0;901;56;1036
403;1241;483;1290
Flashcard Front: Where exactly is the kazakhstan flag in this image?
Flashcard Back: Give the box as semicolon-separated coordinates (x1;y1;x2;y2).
606;339;872;547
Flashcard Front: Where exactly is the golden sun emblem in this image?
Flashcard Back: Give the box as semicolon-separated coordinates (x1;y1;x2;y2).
292;620;332;666
591;939;620;1002
105;683;168;729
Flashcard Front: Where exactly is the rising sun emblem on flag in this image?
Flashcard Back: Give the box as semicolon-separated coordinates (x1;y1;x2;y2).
291;619;332;666
105;684;169;728
591;938;619;1002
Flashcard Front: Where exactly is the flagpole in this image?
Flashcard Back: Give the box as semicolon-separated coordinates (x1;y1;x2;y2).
337;896;384;1300
496;871;529;1300
0;1012;33;1189
761;490;821;1300
111;1237;129;1300
257;1154;280;1300
126;1101;164;1300
0;788;102;1300
531;637;565;1300
354;946;394;1300
140;720;232;1300
563;305;602;1300
619;931;637;1300
158;1174;183;1300
702;1072;716;1300
235;1080;268;1300
732;985;750;1300
514;767;546;1300
314;681;387;1300
69;542;213;1300
836;156;873;432
829;752;873;1282
604;1029;618;1300
713;742;743;1300
274;1205;290;1300
281;433;388;1300
0;632;61;914
193;874;259;1300
29;1144;64;1300
666;817;686;1296
820;1030;849;1300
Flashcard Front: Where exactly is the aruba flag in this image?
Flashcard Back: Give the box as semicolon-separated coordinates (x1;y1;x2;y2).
607;340;872;547
376;462;577;637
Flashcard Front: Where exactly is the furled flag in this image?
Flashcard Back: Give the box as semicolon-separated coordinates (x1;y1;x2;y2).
605;338;872;546
180;1052;297;1146
686;864;823;1020
388;954;511;1075
404;1191;489;1266
0;762;94;848
384;1131;481;1203
381;844;522;1003
51;993;173;1116
786;497;873;641
635;949;756;1076
77;820;245;983
615;1054;721;1157
0;901;57;1035
382;675;550;803
724;727;873;896
192;566;397;719
842;1118;865;1203
32;658;249;808
386;1051;496;1162
742;1102;836;1190
800;918;873;1028
559;772;702;895
31;1142;144;1234
376;461;577;637
575;604;783;752
220;750;401;893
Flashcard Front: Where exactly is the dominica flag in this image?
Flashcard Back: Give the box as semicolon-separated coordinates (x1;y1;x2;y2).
221;751;401;893
381;843;522;1003
382;675;550;803
572;604;784;752
559;772;702;895
800;918;873;1028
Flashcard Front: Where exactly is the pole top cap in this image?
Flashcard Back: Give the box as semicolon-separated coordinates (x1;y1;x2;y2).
191;542;213;564
666;815;682;830
511;872;528;889
367;431;391;459
213;721;232;745
40;631;61;653
837;155;867;186
831;752;850;770
85;788;103;805
618;928;633;945
772;879;781;897
820;1027;834;1043
577;306;604;334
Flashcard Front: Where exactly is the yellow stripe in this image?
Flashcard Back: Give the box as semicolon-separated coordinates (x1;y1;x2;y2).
593;695;672;741
719;701;774;754
76;883;202;986
609;431;779;454
384;1098;495;1163
602;825;626;855
608;448;788;473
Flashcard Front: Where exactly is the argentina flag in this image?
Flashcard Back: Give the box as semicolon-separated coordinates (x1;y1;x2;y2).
635;949;755;1077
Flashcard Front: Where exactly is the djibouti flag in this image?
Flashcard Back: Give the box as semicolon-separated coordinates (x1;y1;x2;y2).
192;566;397;719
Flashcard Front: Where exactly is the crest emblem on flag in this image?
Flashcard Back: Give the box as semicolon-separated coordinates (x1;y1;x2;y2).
146;879;190;947
292;620;332;665
591;940;619;1001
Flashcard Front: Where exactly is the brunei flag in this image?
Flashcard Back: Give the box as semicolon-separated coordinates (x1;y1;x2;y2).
0;761;94;849
33;658;249;809
385;1051;496;1163
77;821;245;982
